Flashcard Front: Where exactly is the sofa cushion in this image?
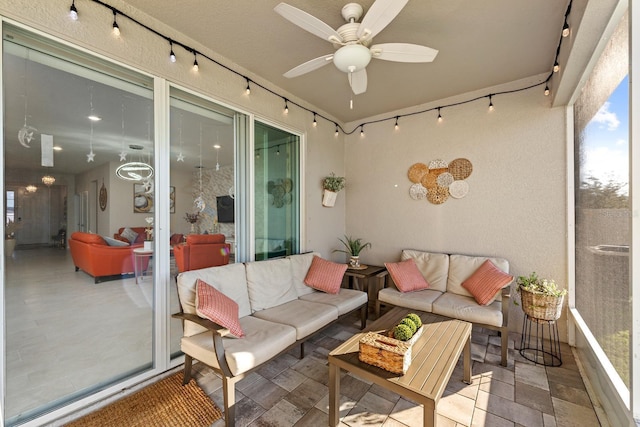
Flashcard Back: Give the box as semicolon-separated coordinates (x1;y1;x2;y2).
102;236;129;247
246;258;298;311
196;279;245;338
299;288;367;316
181;316;296;376
432;292;503;328
289;252;320;296
385;259;430;292
252;299;338;340
447;254;510;298
120;227;139;244
304;256;347;294
186;234;225;245
400;250;450;292
462;260;513;305
378;287;443;313
177;263;251;336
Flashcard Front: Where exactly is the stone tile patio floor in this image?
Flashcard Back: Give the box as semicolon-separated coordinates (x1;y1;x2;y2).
193;310;605;427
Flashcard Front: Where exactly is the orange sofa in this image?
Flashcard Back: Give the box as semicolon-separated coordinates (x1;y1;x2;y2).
173;234;230;272
114;227;149;244
69;232;149;283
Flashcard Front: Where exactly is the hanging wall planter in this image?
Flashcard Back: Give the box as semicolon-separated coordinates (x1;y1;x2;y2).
322;173;345;207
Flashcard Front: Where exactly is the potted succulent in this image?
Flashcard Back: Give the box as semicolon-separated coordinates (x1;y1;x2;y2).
333;235;371;268
322;173;345;207
516;272;567;321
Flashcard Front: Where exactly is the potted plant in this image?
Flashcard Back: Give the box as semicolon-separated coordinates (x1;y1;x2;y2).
5;218;19;257
333;235;371;268
322;173;345;207
516;272;567;321
144;216;154;250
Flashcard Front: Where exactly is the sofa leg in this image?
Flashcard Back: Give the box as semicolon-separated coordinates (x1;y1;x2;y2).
299;342;305;359
501;329;508;367
360;304;367;329
374;300;380;320
223;376;236;427
182;355;193;385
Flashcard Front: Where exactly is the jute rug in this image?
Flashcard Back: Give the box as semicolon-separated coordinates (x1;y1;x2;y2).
65;372;223;427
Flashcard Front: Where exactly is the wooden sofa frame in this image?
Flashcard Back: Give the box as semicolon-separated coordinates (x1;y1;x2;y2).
172;302;367;427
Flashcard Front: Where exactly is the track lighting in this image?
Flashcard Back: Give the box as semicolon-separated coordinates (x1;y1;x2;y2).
112;10;120;36
553;61;559;73
488;95;494;112
169;41;176;63
360;125;364;137
284;99;289;114
394;117;399;130
544;85;550;96
193;52;199;71
69;0;78;20
245;78;251;95
562;20;570;37
313;113;317;127
437;108;443;123
335;124;339;136
276;146;280;155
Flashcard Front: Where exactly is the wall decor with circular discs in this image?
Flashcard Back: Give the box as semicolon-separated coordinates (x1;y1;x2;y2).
407;158;472;205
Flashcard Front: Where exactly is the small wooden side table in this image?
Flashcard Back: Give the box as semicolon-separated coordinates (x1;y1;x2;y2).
344;265;387;314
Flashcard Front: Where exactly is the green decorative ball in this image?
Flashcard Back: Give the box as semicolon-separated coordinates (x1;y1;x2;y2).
405;313;422;329
400;318;417;334
393;324;414;341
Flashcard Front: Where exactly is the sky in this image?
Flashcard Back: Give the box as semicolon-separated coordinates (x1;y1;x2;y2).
581;75;629;194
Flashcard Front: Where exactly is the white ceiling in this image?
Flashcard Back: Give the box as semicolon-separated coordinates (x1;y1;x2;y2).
125;0;568;123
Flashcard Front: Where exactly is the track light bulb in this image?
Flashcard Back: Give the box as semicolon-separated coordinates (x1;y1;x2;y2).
193;54;199;71
313;113;317;127
394;117;399;130
335;124;339;136
553;61;559;73
360;125;364;136
488;96;494;112
437;108;443;123
69;1;78;20
562;21;570;37
245;79;251;95
112;11;120;36
544;85;550;96
276;147;280;156
284;99;289;114
169;42;176;62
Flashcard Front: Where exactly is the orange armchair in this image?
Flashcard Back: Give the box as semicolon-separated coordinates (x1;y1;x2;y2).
69;232;149;283
173;234;230;272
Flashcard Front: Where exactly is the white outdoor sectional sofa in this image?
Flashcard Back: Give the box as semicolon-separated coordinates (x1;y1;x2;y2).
376;249;513;367
173;252;368;427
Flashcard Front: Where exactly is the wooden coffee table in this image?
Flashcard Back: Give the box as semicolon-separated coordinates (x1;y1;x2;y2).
328;307;472;427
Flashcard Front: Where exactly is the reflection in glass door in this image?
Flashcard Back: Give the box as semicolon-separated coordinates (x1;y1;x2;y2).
3;24;155;425
254;121;300;260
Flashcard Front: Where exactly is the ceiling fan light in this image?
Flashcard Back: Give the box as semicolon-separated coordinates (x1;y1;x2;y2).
333;44;371;73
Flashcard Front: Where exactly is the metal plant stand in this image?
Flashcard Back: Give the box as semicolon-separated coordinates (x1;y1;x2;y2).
520;313;562;367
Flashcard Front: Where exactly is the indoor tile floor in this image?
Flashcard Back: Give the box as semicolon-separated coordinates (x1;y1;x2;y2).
194;312;605;427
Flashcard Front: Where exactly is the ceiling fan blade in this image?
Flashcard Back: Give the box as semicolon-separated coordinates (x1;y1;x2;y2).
274;3;343;43
283;54;334;78
349;69;368;95
357;0;409;40
370;43;438;63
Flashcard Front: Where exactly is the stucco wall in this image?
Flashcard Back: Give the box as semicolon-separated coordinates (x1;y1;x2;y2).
0;0;346;257
344;79;568;338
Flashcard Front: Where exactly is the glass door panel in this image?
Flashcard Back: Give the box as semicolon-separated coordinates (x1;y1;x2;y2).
3;24;154;424
254;122;300;260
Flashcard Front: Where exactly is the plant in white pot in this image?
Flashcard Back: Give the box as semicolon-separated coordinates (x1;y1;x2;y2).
333;235;371;268
516;272;567;321
322;173;345;207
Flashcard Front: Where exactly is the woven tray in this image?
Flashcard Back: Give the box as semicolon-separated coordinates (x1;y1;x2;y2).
359;327;423;374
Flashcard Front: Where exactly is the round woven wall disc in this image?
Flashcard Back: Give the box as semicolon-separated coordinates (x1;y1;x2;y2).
420;171;438;189
449;180;469;199
449;158;473;180
408;163;428;183
436;172;454;187
428;159;449;169
409;183;427;200
427;186;449;204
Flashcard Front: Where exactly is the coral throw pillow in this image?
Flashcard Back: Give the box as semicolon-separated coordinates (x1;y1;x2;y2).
196;279;245;337
462;260;514;305
304;256;348;294
384;259;430;292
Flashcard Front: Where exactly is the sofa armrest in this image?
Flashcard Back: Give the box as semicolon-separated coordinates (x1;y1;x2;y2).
501;286;511;327
172;312;234;377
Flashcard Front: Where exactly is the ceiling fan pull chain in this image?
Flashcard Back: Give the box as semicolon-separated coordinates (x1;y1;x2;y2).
349;71;354;109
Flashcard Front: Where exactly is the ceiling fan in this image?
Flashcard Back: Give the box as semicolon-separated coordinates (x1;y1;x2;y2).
274;0;438;96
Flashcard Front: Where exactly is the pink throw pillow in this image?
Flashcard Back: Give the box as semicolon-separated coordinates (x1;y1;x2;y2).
304;256;348;294
462;260;514;306
196;279;245;337
384;259;430;292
